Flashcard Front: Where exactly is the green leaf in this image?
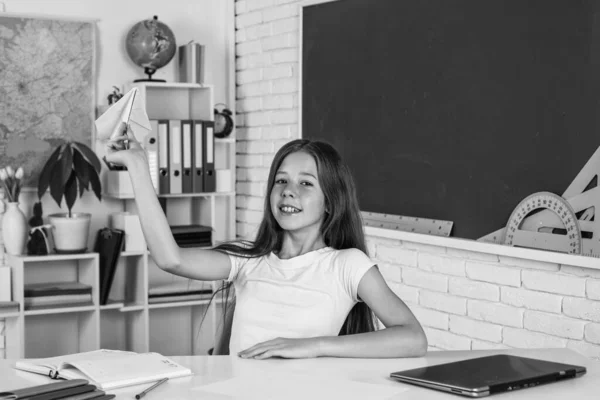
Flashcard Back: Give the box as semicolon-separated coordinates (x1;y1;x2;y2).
59;145;73;187
88;163;102;201
73;142;101;174
49;161;65;207
64;172;78;214
73;150;90;196
37;146;62;199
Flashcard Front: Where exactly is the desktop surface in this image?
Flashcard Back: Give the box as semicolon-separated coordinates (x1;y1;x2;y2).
0;348;597;399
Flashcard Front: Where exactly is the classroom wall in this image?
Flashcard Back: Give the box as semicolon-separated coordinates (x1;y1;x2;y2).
0;0;230;358
233;0;600;359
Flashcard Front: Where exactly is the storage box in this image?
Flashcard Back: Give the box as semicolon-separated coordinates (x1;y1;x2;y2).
216;169;232;192
104;170;133;197
109;212;146;252
0;267;11;301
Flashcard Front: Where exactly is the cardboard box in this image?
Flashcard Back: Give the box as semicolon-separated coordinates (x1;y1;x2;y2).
0;267;11;302
216;169;232;192
110;212;146;252
104;170;133;197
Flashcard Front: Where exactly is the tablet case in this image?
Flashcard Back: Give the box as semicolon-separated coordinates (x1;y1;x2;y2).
94;227;125;305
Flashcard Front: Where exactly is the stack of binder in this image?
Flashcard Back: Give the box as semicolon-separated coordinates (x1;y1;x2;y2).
145;119;216;195
171;225;212;248
23;282;93;310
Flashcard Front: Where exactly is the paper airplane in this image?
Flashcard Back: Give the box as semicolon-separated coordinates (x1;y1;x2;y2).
95;87;151;144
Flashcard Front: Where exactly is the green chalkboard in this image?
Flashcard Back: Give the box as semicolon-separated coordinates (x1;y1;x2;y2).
302;0;600;239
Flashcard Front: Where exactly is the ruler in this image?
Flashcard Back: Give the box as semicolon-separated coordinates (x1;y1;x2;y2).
362;212;453;237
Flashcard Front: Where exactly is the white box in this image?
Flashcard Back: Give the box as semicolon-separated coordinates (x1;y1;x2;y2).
216;169;232;192
0;267;11;302
110;212;147;252
104;170;133;197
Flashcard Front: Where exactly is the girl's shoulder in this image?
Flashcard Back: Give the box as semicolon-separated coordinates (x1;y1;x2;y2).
329;247;372;263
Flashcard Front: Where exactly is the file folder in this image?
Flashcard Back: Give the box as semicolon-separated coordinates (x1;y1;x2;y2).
181;120;193;193
157;120;170;194
202;120;216;192
169;120;183;194
146;120;160;192
192;120;204;193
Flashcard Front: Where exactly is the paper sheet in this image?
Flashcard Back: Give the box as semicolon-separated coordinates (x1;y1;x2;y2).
193;373;406;400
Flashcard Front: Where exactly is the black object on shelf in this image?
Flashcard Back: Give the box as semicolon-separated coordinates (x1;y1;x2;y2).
94;227;125;305
171;225;212;248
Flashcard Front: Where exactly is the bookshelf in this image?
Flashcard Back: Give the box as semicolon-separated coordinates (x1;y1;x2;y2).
3;82;235;359
103;82;234;357
4;253;100;359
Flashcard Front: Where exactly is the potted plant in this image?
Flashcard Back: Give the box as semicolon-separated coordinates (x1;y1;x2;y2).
37;141;102;253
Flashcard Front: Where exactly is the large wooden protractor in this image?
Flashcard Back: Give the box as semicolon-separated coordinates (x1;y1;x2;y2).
503;191;582;254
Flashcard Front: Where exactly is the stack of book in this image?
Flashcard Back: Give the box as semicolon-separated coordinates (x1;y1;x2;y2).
0;301;19;314
24;282;93;310
0;378;113;400
148;281;213;304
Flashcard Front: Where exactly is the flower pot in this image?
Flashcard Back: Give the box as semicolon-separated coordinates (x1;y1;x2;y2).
2;202;27;255
48;213;91;254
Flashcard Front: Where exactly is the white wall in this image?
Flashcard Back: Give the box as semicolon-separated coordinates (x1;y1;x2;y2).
0;0;232;358
233;0;600;359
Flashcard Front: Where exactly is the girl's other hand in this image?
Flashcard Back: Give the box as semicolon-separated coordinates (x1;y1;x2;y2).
103;123;147;169
238;337;322;360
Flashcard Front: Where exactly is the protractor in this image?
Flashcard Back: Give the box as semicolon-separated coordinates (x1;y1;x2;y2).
504;191;582;254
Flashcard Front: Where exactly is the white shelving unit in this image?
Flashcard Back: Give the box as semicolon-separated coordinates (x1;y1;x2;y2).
4;253;100;359
111;82;235;357
4;82;235;359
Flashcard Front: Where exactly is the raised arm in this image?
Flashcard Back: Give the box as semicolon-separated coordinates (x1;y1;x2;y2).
103;130;231;281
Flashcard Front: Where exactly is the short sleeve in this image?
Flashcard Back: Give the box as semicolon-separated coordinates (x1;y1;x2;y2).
338;249;376;302
226;253;249;282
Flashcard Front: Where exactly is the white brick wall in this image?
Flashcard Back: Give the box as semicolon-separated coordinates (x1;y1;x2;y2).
233;0;600;361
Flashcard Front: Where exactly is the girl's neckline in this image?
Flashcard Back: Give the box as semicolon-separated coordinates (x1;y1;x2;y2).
268;246;334;267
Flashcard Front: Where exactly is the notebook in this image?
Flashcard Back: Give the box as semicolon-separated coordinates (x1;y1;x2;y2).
389;354;586;397
14;349;193;391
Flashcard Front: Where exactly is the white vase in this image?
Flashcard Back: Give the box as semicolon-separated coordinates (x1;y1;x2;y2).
2;202;28;255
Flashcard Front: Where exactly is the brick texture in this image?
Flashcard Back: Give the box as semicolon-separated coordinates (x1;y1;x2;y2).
228;0;600;363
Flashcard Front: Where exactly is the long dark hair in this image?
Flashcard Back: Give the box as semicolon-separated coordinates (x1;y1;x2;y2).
208;139;376;352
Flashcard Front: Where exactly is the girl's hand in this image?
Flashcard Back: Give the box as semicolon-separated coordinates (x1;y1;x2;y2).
238;337;322;360
103;123;147;169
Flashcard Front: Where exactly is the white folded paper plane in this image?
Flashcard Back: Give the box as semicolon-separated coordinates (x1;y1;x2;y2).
95;87;152;144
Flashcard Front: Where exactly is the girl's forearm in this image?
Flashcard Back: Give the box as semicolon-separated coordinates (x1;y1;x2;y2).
127;158;181;270
318;325;428;358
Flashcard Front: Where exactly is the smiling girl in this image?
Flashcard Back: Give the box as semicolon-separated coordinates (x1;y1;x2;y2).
105;136;427;359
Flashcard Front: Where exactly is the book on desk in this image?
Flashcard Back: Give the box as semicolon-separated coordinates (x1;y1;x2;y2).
13;349;193;391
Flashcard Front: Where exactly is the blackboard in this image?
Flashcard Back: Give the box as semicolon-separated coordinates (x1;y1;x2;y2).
301;0;600;240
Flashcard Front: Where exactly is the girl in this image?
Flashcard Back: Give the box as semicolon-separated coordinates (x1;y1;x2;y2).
105;134;427;359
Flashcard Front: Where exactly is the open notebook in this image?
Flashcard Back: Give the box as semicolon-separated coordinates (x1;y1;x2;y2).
14;349;193;390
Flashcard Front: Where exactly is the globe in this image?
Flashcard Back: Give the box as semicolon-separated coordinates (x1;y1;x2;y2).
126;15;176;82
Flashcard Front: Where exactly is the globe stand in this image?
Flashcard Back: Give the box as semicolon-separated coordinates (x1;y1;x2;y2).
133;67;165;83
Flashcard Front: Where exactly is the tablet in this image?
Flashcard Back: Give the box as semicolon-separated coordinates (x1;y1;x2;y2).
390;354;586;397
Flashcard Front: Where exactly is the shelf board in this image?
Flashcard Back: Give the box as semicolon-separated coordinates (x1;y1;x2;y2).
24;304;96;316
100;301;125;310
216;138;235;143
138;82;214;89
148;297;223;310
120;250;148;257
0;312;20;318
9;253;98;262
119;304;145;312
104;191;235;200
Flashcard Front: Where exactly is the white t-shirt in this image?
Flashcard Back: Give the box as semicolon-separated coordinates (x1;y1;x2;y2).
226;247;375;354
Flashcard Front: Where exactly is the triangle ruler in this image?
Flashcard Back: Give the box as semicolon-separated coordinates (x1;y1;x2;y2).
479;146;600;257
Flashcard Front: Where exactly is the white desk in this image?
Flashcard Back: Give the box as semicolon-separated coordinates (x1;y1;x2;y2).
0;348;597;399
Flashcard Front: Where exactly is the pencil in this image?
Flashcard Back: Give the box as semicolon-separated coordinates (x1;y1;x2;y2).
134;378;168;399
